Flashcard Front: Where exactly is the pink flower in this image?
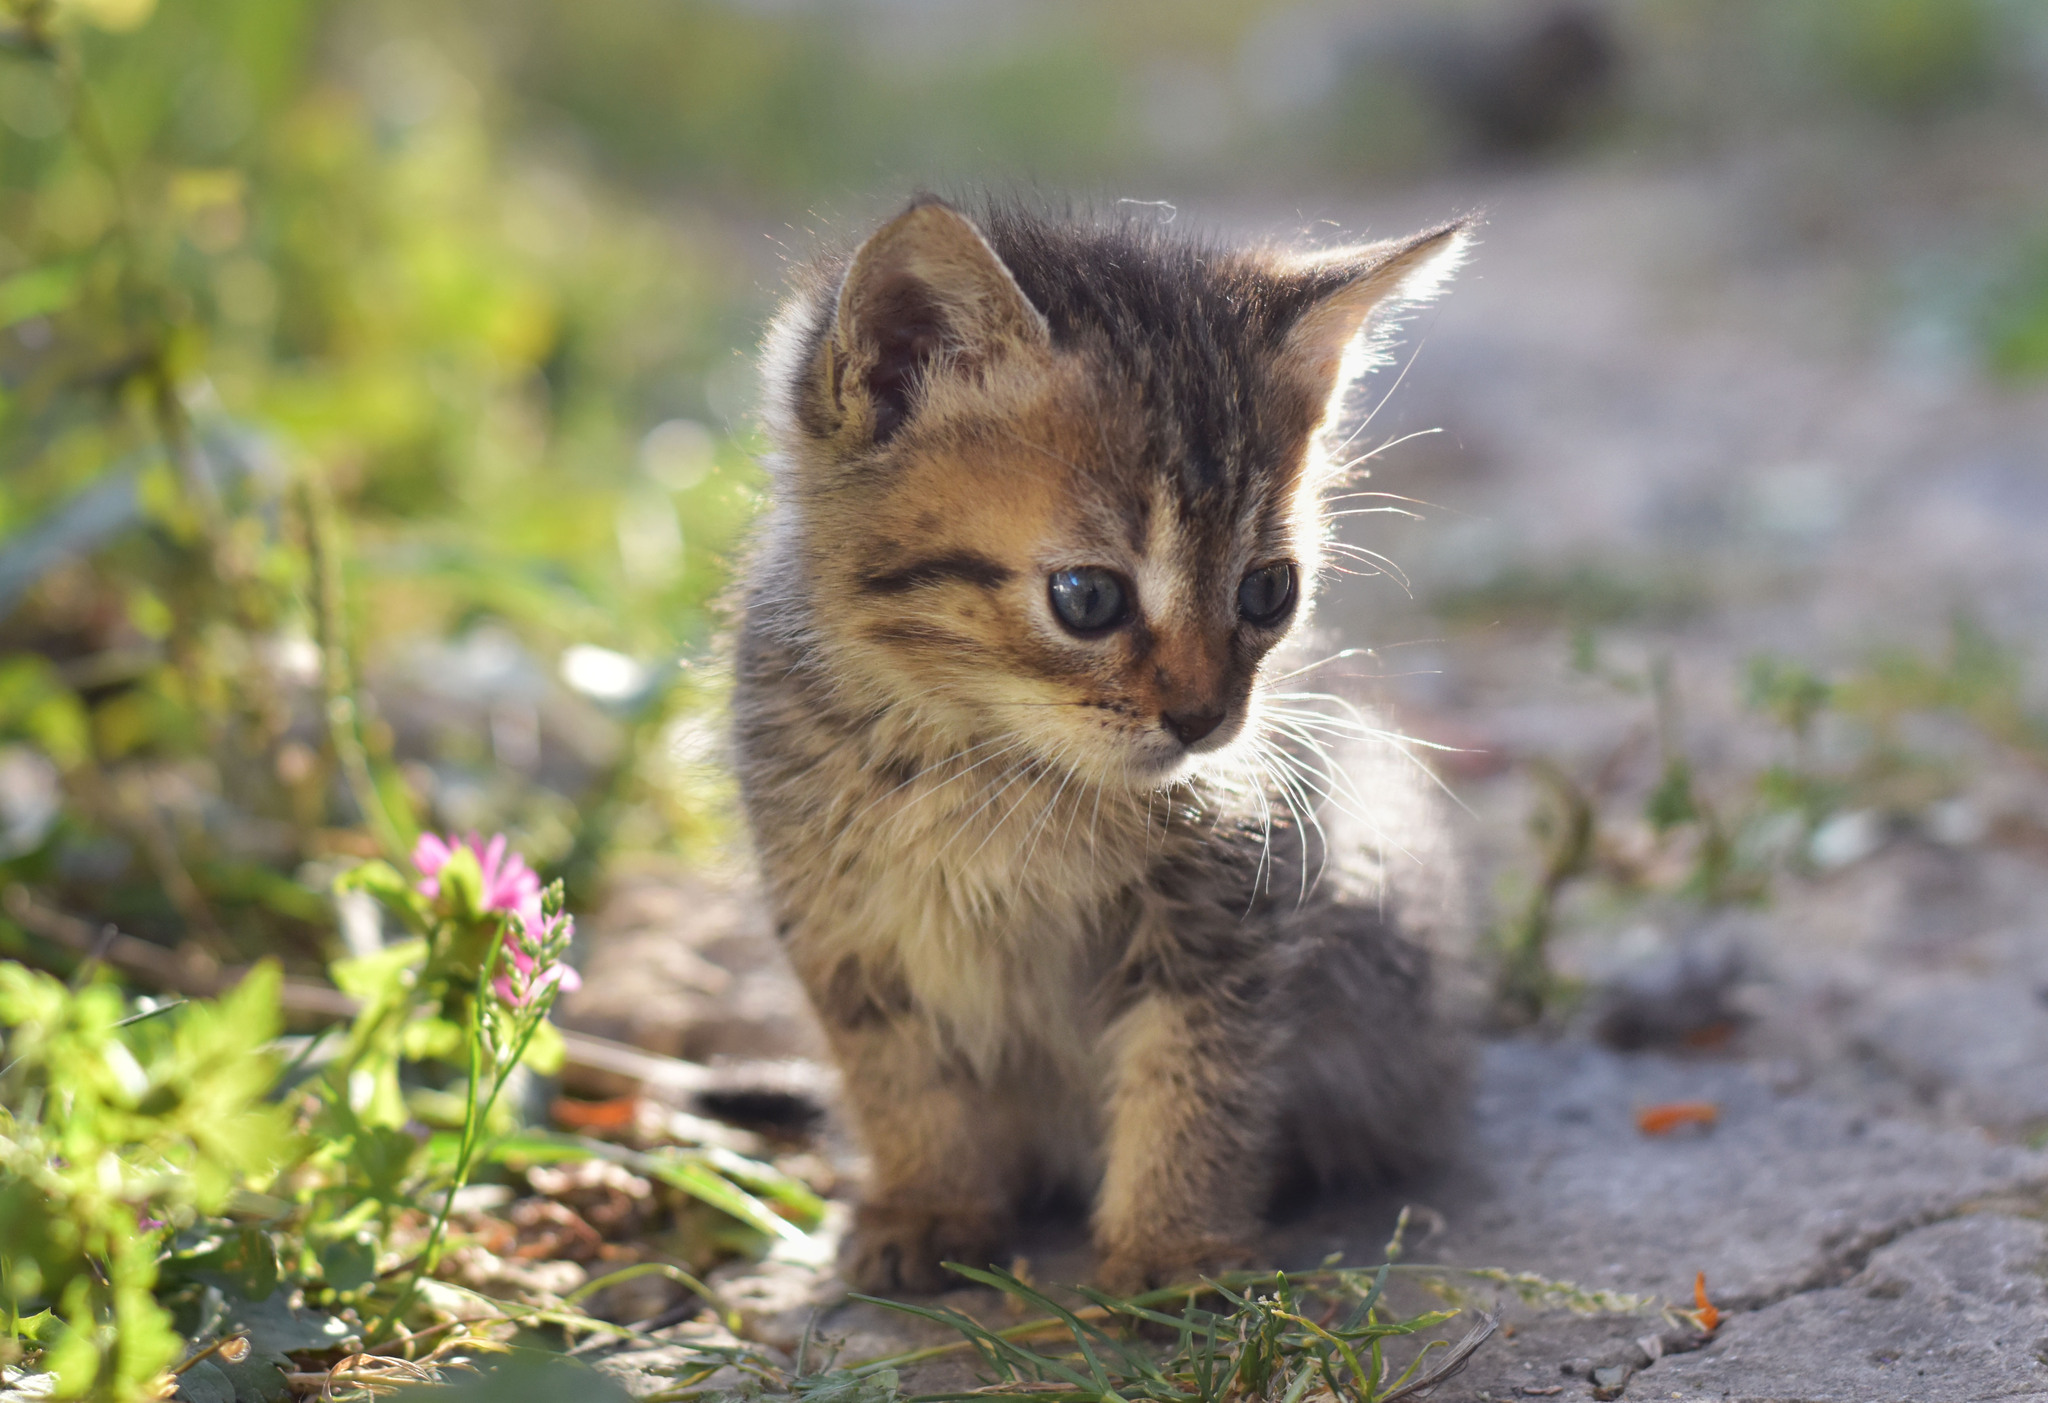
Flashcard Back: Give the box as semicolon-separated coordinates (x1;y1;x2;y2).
413;831;579;1010
413;831;543;926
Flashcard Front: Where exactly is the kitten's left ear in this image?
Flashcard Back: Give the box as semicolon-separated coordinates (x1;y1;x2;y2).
1273;216;1476;396
827;198;1051;445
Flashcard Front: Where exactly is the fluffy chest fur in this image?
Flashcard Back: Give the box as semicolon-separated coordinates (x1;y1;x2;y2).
736;614;1178;1077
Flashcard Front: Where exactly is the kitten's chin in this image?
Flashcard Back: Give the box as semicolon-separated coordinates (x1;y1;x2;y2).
1117;743;1205;788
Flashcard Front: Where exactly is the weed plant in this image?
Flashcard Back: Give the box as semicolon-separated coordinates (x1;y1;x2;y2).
1490;615;2048;1025
628;1245;1682;1403
0;830;821;1399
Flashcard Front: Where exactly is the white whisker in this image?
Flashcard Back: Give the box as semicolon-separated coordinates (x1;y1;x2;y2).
1264;692;1477;818
1330;326;1433;460
1018;748;1080;874
1323;488;1449;510
1252;741;1324;906
1329;426;1444;478
1319;543;1411;593
869;738;1033;835
958;750;1058;867
848;734;1018;827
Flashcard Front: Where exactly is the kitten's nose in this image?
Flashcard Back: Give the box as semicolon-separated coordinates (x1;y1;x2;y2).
1162;709;1226;746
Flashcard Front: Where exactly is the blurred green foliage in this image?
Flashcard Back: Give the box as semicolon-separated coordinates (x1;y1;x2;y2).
1786;0;1997;114
0;870;821;1395
0;962;293;1397
1984;235;2048;379
1492;616;2048;1027
0;0;768;973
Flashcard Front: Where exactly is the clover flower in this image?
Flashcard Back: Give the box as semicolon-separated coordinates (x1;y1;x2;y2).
413;831;543;927
412;831;580;1008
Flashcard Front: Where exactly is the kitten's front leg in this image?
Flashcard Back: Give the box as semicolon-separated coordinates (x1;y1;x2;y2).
1092;992;1275;1292
804;960;1018;1293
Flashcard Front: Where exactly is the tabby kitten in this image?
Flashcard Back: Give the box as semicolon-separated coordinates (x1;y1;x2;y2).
732;196;1472;1294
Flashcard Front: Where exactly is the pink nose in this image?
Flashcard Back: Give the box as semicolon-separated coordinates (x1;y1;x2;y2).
1162;709;1225;746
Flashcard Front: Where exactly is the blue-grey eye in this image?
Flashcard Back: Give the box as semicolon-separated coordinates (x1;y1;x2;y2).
1237;562;1297;626
1048;567;1131;634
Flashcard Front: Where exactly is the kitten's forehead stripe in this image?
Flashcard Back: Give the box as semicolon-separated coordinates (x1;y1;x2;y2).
860;552;1014;595
1136;483;1192;630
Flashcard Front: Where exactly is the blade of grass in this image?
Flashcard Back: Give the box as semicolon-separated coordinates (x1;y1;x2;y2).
1375;1314;1497;1403
941;1264;1152;1388
850;1295;1100;1393
565;1262;733;1326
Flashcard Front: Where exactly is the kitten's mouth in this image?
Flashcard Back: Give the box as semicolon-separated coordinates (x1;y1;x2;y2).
1121;716;1245;782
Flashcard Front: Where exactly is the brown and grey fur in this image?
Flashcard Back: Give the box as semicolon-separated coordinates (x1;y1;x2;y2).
731;196;1474;1294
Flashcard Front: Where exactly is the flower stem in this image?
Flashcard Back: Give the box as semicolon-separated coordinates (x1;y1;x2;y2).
370;931;561;1347
369;958;493;1345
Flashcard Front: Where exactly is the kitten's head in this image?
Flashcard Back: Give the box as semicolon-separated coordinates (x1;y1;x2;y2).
759;196;1468;788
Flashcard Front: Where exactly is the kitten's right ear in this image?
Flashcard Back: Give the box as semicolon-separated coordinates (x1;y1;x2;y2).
824;199;1051;445
1272;217;1476;400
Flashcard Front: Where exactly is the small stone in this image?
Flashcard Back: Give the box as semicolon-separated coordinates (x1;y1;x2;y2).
1810;809;1886;868
1590;1363;1634;1399
1922;797;1988;847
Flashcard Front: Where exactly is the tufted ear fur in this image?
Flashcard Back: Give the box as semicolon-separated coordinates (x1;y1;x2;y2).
826;199;1052;445
1271;217;1475;404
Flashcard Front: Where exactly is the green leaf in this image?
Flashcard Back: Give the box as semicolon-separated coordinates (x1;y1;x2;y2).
639;1152;806;1243
423;1130;592;1168
189;1229;279;1303
433;845;485;922
332;861;428;927
0;659;89;771
173;1358;236;1403
343;1124;425;1205
11;1311;57;1343
797;1369;900;1403
1645;758;1698;833
215;1287;352;1357
0;266;79;328
398;1355;634;1402
398;1014;465;1065
697;1145;824;1229
328;938;426;1005
316;1233;378;1294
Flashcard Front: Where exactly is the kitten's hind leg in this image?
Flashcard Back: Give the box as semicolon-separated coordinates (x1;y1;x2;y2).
1276;912;1470;1193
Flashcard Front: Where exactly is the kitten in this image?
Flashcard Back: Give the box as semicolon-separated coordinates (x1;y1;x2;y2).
732;195;1473;1294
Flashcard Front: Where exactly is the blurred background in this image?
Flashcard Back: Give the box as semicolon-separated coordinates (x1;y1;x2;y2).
4;0;2048;1072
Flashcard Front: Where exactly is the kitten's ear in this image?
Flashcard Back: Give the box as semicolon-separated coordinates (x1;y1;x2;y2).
1273;217;1475;397
827;199;1051;445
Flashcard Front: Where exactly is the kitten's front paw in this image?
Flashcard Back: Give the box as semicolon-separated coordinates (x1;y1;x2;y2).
841;1203;1005;1295
1094;1237;1257;1295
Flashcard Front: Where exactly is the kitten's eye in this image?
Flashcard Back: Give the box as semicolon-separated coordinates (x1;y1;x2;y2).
1048;567;1132;635
1237;562;1297;627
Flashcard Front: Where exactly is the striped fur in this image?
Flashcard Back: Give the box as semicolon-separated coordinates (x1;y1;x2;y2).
732;196;1474;1293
